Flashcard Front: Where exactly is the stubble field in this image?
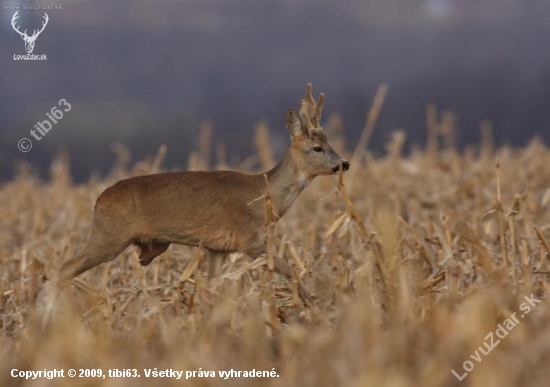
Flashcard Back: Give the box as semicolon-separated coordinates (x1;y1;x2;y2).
2;119;550;387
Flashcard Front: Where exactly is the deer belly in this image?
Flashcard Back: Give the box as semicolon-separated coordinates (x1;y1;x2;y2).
201;227;243;252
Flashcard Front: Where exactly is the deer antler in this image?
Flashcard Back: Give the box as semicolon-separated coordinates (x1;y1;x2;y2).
31;13;49;38
11;12;49;40
11;11;27;38
300;83;325;130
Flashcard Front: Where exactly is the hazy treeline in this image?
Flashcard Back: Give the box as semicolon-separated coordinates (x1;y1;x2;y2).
1;0;549;180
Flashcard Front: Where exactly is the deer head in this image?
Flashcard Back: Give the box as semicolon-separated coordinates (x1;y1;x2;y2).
11;11;49;54
285;83;350;177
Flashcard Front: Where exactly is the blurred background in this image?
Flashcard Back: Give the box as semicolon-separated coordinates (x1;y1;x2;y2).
0;0;549;181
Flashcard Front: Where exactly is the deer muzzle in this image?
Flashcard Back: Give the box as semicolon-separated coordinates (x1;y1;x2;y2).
333;160;350;173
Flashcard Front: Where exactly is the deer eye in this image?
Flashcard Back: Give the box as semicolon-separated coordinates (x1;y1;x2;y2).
313;146;324;153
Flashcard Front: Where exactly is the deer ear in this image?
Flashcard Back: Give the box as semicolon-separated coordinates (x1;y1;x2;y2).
285;108;306;138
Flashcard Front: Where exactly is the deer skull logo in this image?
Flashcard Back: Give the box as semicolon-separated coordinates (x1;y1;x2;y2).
11;11;49;54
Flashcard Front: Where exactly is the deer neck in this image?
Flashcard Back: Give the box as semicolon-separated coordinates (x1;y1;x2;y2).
265;150;313;218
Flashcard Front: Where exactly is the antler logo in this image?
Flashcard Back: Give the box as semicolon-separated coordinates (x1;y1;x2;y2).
11;11;49;54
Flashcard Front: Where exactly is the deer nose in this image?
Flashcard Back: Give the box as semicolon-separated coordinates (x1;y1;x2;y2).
342;161;350;171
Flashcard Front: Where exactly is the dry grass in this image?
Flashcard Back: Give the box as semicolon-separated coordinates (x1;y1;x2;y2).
2;122;550;387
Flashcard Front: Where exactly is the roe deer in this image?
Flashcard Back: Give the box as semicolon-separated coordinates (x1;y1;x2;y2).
58;84;349;289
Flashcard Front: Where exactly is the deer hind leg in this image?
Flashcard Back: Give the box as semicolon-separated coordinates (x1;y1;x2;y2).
57;231;130;288
135;240;170;266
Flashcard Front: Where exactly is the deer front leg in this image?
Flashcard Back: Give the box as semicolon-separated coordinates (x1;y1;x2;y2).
244;243;312;305
205;249;227;280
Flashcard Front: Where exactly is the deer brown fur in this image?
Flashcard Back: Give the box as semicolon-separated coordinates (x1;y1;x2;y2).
58;84;350;288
